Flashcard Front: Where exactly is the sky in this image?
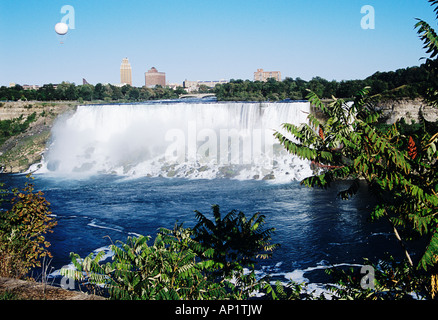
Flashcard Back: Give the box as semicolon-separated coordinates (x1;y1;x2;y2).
0;0;437;87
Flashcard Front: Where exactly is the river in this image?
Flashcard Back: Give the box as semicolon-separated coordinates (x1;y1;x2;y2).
0;99;403;293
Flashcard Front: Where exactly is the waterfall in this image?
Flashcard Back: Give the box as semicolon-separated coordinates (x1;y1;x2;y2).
37;100;313;181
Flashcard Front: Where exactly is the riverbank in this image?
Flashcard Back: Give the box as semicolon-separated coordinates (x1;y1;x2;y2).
0;277;105;300
0;101;77;173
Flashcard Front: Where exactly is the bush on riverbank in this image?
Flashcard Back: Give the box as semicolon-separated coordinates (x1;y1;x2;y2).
0;112;37;145
0;176;56;279
273;1;438;299
275;86;438;299
60;207;299;300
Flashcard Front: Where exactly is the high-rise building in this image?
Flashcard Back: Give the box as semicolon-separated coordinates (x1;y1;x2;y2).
145;67;166;88
254;69;281;82
120;58;132;86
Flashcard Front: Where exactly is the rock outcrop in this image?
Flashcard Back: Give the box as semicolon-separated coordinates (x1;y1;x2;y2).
0;101;76;173
376;98;438;124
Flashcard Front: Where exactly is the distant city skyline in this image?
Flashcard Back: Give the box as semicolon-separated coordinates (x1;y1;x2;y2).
1;1;436;87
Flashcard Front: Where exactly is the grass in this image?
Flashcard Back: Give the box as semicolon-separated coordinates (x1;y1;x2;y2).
0;291;22;300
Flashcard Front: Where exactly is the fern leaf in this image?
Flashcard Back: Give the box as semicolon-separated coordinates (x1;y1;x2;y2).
420;231;438;270
415;19;438;58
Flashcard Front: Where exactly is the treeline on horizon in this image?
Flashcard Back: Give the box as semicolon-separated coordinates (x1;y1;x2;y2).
217;63;430;102
0;82;186;103
0;63;430;103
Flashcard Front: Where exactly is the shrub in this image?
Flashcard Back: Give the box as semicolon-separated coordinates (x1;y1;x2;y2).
326;256;430;300
61;210;286;300
192;205;279;276
0;176;56;279
275;87;438;298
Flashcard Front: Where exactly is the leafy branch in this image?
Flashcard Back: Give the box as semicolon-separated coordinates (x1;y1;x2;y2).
275;84;438;298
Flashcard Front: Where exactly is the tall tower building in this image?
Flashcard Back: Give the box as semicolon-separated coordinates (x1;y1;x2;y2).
145;67;166;88
120;58;132;86
254;69;281;82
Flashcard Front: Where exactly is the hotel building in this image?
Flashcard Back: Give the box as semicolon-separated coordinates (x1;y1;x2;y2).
120;58;133;86
145;67;166;88
254;69;282;82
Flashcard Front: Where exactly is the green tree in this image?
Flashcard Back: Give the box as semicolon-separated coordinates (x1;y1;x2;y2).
308;77;327;98
94;83;105;100
322;80;340;99
336;80;365;98
275;87;438;298
60;208;289;300
197;84;211;93
326;257;428;300
127;87;140;101
415;0;438;107
37;84;56;101
78;84;94;101
173;86;187;96
63;228;226;300
139;87;155;100
192;205;279;276
65;83;78;100
120;84;131;96
61;222;282;300
110;85;123;100
55;82;69;100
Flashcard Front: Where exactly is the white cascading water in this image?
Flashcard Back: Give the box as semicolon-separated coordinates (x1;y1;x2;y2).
36;101;313;182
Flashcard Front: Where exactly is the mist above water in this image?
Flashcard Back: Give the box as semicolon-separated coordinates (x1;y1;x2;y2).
37;100;313;182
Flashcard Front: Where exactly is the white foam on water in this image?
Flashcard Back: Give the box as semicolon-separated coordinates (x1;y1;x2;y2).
48;245;114;280
238;260;365;300
87;219;124;233
34;101;313;182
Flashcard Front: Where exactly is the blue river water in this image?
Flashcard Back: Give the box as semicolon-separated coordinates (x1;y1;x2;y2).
0;173;402;287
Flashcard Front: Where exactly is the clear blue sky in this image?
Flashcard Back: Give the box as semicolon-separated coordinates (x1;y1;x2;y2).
0;0;436;87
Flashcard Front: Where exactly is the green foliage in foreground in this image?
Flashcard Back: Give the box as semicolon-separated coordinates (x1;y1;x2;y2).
193;205;280;276
415;0;438;108
325;257;429;300
0;178;435;300
273;0;438;299
60;207;437;300
61;207;301;300
0;176;56;279
275;86;438;299
65;229;231;300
